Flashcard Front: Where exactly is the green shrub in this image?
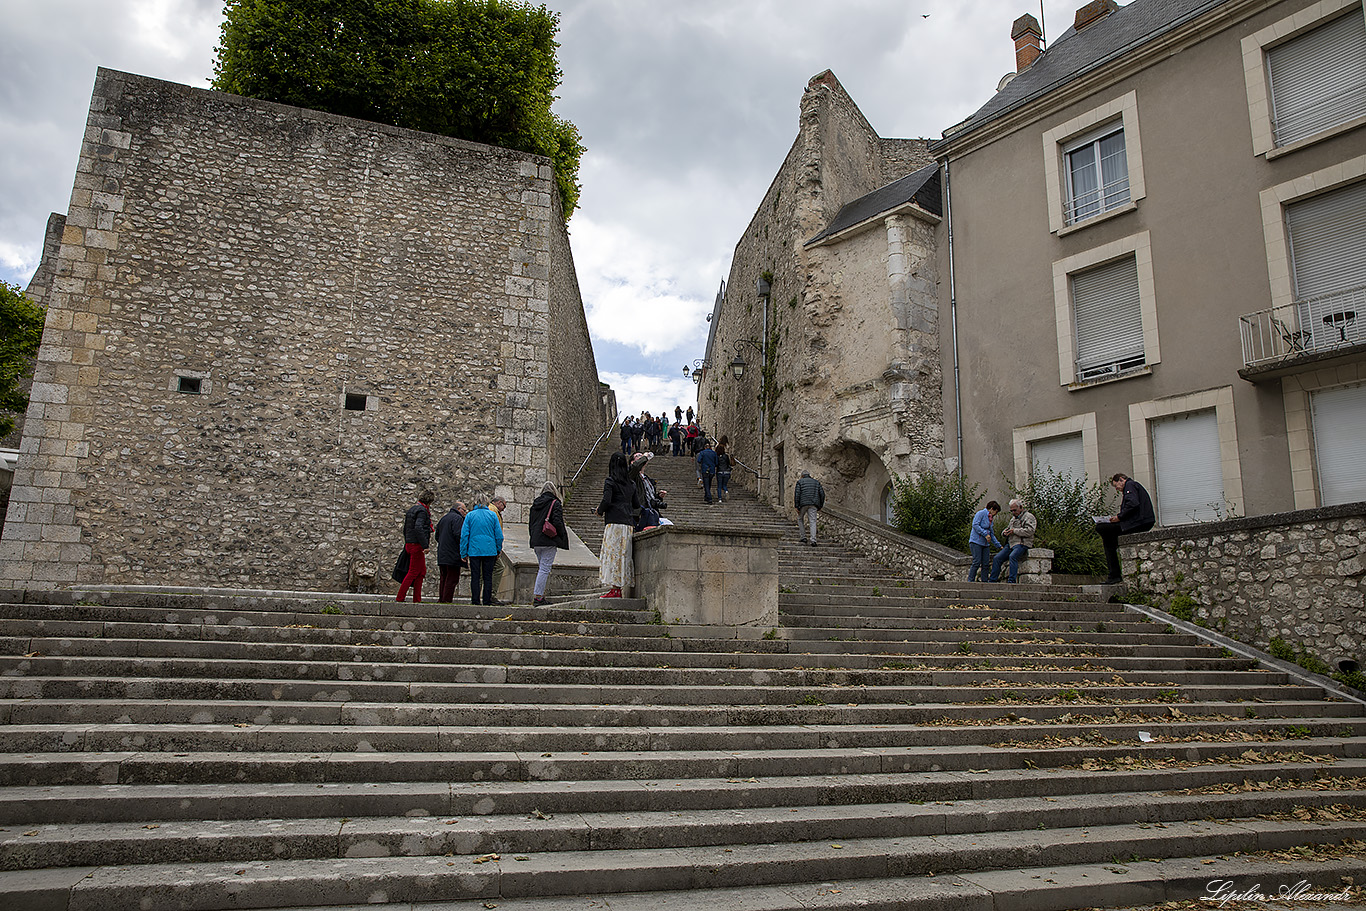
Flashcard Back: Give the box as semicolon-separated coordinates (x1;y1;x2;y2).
1167;591;1197;622
1007;468;1112;576
889;471;982;552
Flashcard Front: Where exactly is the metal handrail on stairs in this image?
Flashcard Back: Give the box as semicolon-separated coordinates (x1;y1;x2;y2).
567;418;620;492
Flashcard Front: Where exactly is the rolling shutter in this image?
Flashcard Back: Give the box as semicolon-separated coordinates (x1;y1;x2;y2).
1072;256;1145;380
1030;434;1085;484
1312;381;1366;506
1267;7;1366;146
1151;410;1224;525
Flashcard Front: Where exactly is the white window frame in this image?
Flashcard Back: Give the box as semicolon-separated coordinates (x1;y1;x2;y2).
1013;413;1099;491
1062;123;1131;226
1043;91;1146;235
1282;362;1366;508
1242;0;1366;158
1052;231;1160;389
1259;153;1366;311
1128;387;1244;522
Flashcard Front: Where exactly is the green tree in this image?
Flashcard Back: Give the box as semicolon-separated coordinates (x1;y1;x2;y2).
0;282;45;438
212;0;584;216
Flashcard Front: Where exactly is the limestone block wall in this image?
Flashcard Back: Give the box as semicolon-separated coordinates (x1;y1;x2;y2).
1121;505;1366;668
0;68;603;591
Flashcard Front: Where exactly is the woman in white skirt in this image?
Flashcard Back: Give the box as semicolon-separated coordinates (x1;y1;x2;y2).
596;451;639;598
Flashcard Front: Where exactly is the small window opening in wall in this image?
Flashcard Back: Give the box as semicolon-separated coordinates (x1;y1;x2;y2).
177;376;202;394
345;393;368;411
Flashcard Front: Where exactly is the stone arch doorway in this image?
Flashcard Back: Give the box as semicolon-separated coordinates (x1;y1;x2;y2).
827;439;892;523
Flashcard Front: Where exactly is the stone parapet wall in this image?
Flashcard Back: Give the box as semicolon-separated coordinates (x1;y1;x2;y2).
634;525;780;629
0;68;601;591
819;505;967;580
1122;504;1366;667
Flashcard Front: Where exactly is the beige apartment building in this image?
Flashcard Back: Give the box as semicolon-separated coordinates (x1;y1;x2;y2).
932;0;1366;524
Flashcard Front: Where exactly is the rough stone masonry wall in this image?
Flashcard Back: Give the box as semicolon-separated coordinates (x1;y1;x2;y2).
1123;505;1366;668
703;70;938;516
0;68;602;590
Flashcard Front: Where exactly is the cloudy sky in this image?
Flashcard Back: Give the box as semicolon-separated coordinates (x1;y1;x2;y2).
1;0;1094;416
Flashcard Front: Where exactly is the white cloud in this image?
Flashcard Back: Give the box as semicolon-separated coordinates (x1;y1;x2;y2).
571;214;717;357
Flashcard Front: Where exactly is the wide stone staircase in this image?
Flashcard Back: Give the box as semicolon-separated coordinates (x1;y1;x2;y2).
2;442;1365;909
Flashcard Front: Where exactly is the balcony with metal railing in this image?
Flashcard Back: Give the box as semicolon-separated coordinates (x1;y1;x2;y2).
1239;285;1366;377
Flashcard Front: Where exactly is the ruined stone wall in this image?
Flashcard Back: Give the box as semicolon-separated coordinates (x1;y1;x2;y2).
1122;506;1366;670
0;68;603;590
703;70;942;517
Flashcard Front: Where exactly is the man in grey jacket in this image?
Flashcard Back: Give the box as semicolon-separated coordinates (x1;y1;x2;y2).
793;470;826;546
990;498;1037;583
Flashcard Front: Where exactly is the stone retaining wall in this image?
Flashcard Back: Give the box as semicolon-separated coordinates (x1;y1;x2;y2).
1122;504;1366;669
0;68;605;591
819;506;968;579
634;525;779;629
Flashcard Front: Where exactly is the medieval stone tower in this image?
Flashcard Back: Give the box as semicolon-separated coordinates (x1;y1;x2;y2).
0;69;608;591
702;71;946;521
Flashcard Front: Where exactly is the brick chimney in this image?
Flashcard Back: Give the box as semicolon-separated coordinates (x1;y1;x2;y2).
1011;14;1043;71
1074;0;1119;31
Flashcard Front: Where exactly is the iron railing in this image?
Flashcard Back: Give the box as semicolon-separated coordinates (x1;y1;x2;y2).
1239;284;1366;368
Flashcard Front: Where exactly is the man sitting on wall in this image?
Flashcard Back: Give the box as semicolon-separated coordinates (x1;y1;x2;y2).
990;498;1036;584
1094;472;1155;585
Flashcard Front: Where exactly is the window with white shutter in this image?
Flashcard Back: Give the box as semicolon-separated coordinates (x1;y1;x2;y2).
1151;410;1224;525
1267;7;1366;147
1030;434;1085;484
1072;255;1145;382
1286;179;1366;350
1312;381;1366;506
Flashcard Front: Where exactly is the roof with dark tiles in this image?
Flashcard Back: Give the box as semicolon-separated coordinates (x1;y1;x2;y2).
805;163;941;246
934;0;1227;149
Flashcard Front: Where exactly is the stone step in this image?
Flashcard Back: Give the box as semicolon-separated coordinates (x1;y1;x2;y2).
6;695;1352;727
4;718;1365;758
0;642;1292;688
8;758;1363;824
5;816;1365;910
0;657;1321;704
196;855;1366;911
7;787;1366;872
6;735;1363;787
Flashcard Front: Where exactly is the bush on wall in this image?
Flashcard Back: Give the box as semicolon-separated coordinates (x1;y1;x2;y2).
889;471;982;553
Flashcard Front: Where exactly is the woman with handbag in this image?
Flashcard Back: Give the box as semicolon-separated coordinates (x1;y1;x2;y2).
596;452;639;599
528;482;568;606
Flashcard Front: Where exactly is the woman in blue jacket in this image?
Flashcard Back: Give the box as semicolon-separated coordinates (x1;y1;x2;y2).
967;500;1002;582
460;494;505;606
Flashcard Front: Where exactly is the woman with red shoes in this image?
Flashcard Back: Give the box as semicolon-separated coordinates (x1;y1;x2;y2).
595;451;639;598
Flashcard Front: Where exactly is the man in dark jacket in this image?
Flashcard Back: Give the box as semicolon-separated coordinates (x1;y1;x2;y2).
1095;472;1156;585
396;491;433;602
695;440;719;504
434;501;467;604
793;470;826;546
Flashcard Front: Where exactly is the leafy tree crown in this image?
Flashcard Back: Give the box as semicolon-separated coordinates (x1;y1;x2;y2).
212;0;583;216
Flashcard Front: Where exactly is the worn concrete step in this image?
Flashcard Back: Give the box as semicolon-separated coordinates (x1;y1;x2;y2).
778;600;1142;623
0;600;656;630
5;736;1362;787
8;758;1363;825
11;696;1354;732
5;717;1366;757
0;638;1286;687
225;854;1366;911
8;787;1366;872
4;816;1364;910
0;657;1325;705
